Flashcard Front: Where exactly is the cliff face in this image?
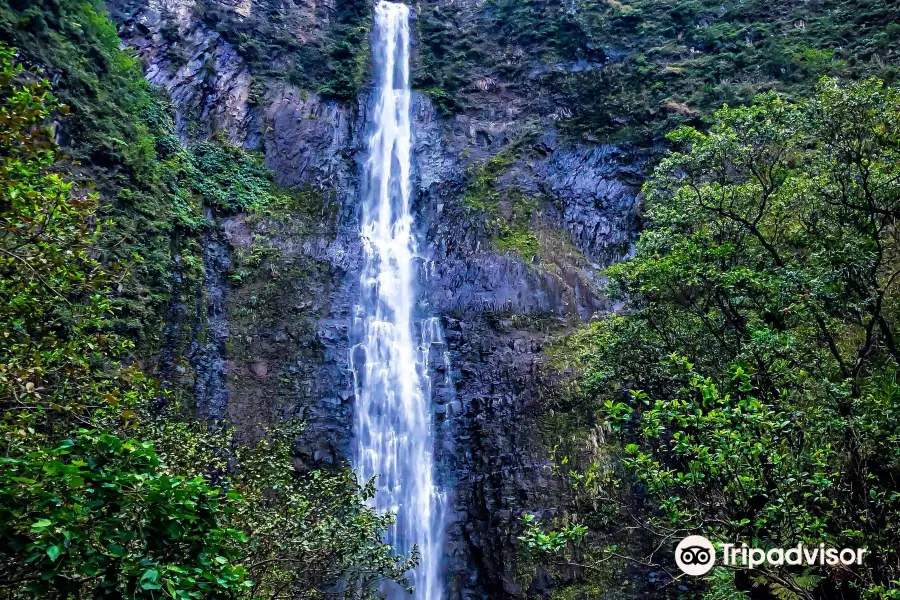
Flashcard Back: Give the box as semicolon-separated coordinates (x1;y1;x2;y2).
107;0;641;597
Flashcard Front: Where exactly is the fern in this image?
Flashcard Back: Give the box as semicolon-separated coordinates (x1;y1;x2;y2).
753;571;823;600
704;568;750;600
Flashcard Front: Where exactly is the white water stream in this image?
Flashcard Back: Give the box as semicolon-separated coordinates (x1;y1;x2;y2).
350;3;445;598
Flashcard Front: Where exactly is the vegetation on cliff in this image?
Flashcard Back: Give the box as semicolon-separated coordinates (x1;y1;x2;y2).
530;79;900;599
196;0;372;101
0;0;414;597
417;0;899;146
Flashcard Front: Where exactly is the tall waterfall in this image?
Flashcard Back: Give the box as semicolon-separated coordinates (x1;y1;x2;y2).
351;2;445;598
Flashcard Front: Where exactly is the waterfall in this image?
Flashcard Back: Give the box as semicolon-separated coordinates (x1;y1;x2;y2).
351;2;445;598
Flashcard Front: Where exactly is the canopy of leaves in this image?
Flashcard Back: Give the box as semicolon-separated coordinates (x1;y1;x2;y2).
537;79;900;599
0;432;248;599
0;37;414;600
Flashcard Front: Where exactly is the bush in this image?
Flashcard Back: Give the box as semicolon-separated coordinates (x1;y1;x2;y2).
535;79;900;598
0;42;415;600
0;432;248;599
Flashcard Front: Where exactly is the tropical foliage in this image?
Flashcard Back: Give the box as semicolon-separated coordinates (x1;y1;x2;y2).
533;78;900;599
0;26;411;600
416;0;899;145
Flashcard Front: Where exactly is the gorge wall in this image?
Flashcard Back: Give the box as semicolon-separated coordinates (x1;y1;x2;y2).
107;0;641;597
1;0;896;596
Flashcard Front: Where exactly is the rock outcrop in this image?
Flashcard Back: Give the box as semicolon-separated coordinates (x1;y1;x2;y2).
108;1;642;596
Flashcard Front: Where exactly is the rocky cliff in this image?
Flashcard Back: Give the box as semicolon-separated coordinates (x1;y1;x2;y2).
107;0;642;597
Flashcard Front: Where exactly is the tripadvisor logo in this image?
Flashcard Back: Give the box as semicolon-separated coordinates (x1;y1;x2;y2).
675;536;716;575
675;536;868;576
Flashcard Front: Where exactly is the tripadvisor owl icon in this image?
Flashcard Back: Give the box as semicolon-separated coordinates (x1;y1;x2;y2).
675;535;716;576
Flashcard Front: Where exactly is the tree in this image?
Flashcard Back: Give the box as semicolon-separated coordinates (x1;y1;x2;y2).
0;41;146;447
0;44;415;600
0;432;248;598
535;79;900;599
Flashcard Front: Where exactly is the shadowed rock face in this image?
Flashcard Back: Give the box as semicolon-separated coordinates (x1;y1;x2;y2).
192;208;232;423
263;85;354;190
110;0;256;143
108;2;641;597
409;94;640;597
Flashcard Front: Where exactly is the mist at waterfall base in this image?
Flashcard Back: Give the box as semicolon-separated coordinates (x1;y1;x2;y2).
350;2;448;599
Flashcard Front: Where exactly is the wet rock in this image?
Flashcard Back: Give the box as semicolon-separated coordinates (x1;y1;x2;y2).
264;84;354;189
313;447;335;465
249;361;268;378
109;4;643;597
190;210;231;424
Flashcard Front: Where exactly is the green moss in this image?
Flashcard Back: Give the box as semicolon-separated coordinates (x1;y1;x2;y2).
494;224;541;259
492;188;541;260
196;0;371;102
261;186;338;234
0;0;316;345
460;135;552;260
462;146;520;213
226;230;333;431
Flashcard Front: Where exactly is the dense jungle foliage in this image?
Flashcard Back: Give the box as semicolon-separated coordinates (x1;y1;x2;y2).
528;79;900;599
0;0;414;597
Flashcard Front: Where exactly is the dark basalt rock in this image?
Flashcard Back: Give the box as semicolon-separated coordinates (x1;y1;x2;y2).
410;94;639;598
108;2;642;597
191;209;232;424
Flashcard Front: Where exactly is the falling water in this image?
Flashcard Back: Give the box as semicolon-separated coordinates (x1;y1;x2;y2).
350;2;445;598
